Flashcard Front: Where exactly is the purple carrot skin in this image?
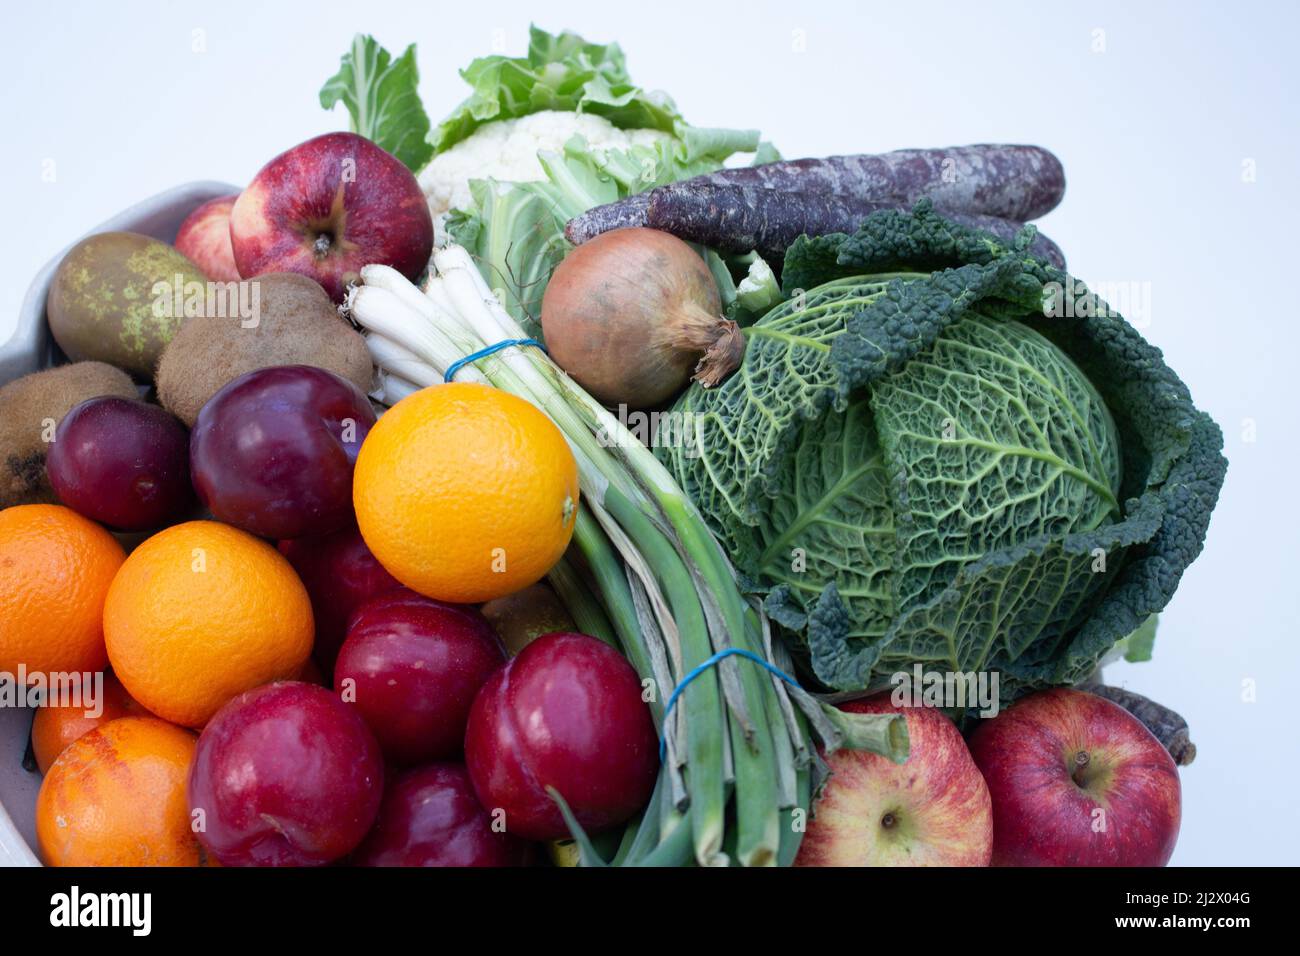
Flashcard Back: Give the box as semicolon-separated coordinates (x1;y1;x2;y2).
564;144;1066;244
567;197;648;245
692;145;1066;220
639;182;1067;269
577;191;651;236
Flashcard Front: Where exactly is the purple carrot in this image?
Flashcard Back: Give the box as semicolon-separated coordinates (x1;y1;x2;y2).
566;144;1066;246
698;145;1064;219
636;183;1066;269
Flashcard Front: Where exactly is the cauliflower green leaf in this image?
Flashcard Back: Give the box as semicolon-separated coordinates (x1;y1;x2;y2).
320;34;433;173
447;128;759;334
432;25;683;155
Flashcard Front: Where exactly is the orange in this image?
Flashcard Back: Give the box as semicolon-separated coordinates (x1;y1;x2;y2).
103;520;313;728
36;716;209;866
31;672;146;773
353;382;579;603
0;504;125;677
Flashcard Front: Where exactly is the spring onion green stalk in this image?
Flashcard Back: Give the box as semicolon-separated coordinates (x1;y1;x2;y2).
345;250;909;866
545;555;617;648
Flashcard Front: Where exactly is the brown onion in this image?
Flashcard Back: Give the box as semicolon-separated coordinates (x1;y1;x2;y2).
541;227;744;408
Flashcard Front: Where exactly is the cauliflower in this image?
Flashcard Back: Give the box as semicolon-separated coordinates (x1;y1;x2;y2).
419;110;676;218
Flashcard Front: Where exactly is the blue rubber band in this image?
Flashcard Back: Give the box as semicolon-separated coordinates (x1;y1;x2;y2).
444;338;547;383
659;648;801;760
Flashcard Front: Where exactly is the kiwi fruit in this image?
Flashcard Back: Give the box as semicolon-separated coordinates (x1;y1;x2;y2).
0;361;139;508
47;231;209;379
155;272;374;426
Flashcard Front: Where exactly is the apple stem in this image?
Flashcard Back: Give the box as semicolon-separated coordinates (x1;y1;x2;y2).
880;812;897;831
1071;750;1091;786
1076;678;1197;766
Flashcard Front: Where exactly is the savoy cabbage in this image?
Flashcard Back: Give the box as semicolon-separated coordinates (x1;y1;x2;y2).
659;205;1226;699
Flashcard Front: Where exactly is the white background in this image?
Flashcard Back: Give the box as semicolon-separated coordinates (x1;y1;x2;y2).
3;0;1296;865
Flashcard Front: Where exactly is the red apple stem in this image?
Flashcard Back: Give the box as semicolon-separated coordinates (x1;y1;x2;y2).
1076;677;1197;766
1070;750;1091;786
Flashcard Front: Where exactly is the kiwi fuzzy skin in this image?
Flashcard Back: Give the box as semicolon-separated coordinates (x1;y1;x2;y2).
155;272;374;427
0;361;139;508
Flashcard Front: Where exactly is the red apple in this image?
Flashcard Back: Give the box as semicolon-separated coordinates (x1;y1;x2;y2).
352;763;533;867
278;523;402;675
334;590;506;765
464;632;658;841
968;688;1180;867
175;194;241;281
230;132;433;302
795;695;992;867
187;681;384;867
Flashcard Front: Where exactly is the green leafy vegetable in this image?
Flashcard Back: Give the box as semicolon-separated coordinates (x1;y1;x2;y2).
433;25;684;154
320;34;433;173
660;204;1226;700
735;254;782;314
1118;614;1159;664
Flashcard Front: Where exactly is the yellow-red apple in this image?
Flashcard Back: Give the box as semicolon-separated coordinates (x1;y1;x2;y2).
175;194;241;281
795;695;993;866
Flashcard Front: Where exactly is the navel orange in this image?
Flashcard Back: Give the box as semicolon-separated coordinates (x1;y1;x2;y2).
103;520;313;727
353;382;579;603
0;504;125;677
